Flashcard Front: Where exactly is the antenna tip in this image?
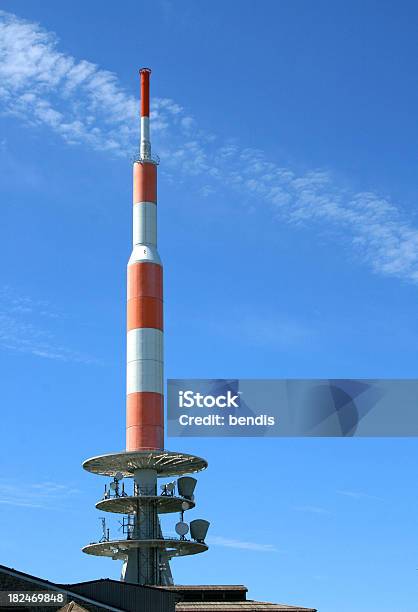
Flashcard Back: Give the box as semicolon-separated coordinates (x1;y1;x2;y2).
139;67;152;75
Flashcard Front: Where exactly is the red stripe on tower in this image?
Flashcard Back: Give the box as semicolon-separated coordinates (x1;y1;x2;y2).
140;67;150;117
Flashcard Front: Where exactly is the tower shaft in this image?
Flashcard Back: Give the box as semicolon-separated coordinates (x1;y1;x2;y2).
126;68;164;452
82;69;208;587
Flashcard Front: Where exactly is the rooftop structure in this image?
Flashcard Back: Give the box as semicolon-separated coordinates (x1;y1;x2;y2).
0;564;317;612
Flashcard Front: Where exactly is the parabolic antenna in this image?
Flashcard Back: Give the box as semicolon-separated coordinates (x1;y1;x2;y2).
109;482;117;491
181;501;190;511
115;472;124;481
166;482;175;492
175;521;189;537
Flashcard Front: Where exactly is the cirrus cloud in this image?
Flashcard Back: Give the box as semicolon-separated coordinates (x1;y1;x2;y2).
1;10;418;284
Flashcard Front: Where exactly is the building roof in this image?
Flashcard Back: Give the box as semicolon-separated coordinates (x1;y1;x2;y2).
59;603;92;612
159;585;248;601
0;565;316;612
159;585;316;612
167;586;248;591
175;604;316;612
0;564;121;612
0;564;176;612
66;577;178;612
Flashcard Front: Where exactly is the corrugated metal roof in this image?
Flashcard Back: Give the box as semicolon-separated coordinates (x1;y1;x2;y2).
66;578;177;612
0;565;122;612
176;603;316;612
159;584;316;611
162;586;248;591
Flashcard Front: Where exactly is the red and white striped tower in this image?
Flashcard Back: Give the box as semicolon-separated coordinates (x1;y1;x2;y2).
82;69;209;586
126;68;164;452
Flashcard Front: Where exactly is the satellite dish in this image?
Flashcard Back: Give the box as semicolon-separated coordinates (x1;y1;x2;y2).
175;521;189;536
181;501;190;511
115;472;124;481
109;482;117;491
166;482;175;492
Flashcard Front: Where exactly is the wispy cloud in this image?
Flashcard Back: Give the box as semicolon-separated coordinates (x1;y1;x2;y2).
209;536;278;552
0;286;98;363
0;10;181;154
1;10;418;283
0;479;80;510
337;489;384;502
0;286;59;318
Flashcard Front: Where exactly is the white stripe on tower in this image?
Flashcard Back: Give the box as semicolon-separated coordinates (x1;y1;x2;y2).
126;68;164;452
133;202;157;246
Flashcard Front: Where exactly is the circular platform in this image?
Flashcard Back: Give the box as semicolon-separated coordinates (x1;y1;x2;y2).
82;538;207;560
83;450;207;478
96;495;195;515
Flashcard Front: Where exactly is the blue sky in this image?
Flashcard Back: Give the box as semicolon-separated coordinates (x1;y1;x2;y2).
0;2;418;611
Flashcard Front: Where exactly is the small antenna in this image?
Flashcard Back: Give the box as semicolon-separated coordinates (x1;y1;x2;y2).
99;517;109;543
166;482;175;495
118;515;135;540
139;68;152;160
110;478;120;497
